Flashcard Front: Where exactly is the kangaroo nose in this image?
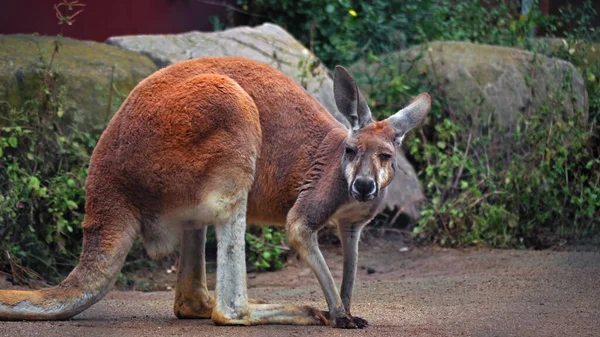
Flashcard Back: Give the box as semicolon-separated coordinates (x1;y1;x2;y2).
352;177;377;200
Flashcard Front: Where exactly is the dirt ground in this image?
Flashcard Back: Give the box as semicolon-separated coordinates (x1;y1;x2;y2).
1;240;599;337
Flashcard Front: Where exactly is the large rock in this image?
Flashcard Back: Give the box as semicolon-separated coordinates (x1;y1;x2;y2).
352;41;588;132
107;23;424;222
106;23;346;124
0;35;157;130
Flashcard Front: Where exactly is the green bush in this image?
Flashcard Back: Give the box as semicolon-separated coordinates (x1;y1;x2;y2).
246;227;288;271
402;64;598;247
0;41;103;284
239;0;434;66
407;1;600;246
240;0;559;67
423;0;550;46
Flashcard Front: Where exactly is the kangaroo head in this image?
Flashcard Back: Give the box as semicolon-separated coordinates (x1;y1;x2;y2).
333;66;431;202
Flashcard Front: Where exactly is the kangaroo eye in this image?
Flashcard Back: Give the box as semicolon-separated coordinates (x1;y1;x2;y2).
345;147;357;157
379;153;392;160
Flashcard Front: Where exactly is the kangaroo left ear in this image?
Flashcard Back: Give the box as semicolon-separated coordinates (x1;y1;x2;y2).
333;65;373;131
385;93;431;145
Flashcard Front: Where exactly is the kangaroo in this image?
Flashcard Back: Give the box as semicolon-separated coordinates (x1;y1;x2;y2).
0;57;430;328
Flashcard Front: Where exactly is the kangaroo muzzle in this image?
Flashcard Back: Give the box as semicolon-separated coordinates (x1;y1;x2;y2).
351;177;377;202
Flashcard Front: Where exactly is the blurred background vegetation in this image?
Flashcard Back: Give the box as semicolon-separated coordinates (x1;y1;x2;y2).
237;0;600;248
0;0;598;286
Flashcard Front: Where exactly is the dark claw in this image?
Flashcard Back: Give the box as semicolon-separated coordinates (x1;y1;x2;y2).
351;316;369;328
334;316;357;329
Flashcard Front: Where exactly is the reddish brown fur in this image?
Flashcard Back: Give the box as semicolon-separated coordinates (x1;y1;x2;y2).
119;57;345;227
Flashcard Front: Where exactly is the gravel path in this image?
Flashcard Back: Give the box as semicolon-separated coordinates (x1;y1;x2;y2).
1;243;598;337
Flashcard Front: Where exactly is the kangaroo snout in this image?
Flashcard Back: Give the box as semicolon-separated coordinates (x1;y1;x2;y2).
351;177;377;202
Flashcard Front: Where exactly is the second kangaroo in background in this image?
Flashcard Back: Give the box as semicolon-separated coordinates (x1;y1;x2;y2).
0;57;430;328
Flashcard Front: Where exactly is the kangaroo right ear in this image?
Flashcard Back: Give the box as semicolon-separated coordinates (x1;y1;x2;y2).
334;65;373;131
385;93;431;145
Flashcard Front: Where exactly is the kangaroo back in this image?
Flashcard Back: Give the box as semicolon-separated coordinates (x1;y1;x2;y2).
152;57;347;225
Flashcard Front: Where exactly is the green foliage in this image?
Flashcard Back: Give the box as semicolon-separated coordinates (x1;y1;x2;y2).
239;0;433;66
240;0;559;68
245;227;287;271
0;35;174;284
554;1;599;43
404;71;599;247
377;2;600;247
424;0;549;46
358;42;600;247
0;45;104;283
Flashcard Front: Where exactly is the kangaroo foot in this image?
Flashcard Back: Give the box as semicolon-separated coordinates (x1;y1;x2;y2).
248;298;268;304
212;303;326;326
174;294;215;319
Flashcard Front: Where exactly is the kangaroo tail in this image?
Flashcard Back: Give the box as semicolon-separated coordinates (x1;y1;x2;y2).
0;211;139;320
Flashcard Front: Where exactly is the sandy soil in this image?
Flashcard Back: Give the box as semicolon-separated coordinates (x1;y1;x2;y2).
1;241;599;337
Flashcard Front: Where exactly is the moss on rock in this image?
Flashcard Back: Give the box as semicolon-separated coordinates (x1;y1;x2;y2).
0;34;157;130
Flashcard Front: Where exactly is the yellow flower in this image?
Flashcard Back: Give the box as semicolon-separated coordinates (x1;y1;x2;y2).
349;9;357;17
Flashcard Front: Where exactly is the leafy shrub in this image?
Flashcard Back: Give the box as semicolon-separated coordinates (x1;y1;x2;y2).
408;1;600;247
423;0;550;47
382;2;599;247
240;0;559;68
246;227;288;271
239;0;434;66
402;62;599;247
0;41;104;284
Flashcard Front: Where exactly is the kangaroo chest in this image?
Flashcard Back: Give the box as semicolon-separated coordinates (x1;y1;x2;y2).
327;197;382;228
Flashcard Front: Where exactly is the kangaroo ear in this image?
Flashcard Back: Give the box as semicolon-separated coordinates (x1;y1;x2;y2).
334;65;373;131
385;93;431;145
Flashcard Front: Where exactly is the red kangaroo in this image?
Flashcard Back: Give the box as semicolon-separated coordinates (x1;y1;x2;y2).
0;57;430;328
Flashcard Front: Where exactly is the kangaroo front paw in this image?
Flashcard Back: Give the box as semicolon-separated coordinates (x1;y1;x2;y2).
332;315;357;328
350;315;369;328
323;311;369;329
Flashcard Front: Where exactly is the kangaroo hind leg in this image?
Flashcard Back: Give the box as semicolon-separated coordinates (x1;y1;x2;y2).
210;192;325;326
173;225;215;319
